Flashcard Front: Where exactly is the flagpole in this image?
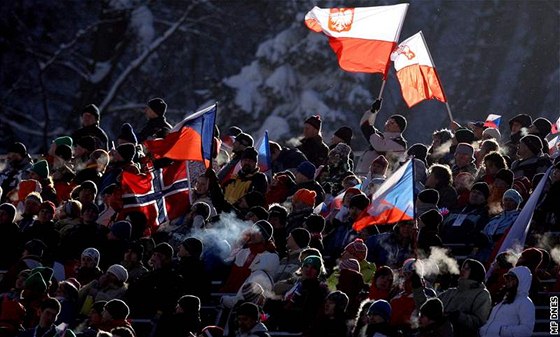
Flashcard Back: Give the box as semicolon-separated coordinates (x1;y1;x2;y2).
418;31;454;123
185;160;193;205
377;80;387;100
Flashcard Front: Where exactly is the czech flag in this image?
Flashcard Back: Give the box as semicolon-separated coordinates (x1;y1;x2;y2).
144;104;216;167
483;114;502;129
305;4;408;77
353;160;414;231
256;130;272;180
551;116;560;134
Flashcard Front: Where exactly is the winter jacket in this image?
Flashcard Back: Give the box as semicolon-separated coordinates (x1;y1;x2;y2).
417;319;454;337
482;210;520;241
272;147;308;173
479;266;535;337
297;135;329;167
221;244;279;293
71;124;109;151
274;249;304;282
365;232;413;268
440;204;489;247
0;156;32;202
223;168;268;204
510;154;551;181
137;116;172;142
235;322;270;337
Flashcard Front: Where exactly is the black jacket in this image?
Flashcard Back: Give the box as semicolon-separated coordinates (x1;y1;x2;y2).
71;124;109;150
137;116;172;142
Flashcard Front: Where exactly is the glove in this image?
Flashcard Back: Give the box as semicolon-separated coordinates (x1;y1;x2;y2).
370;98;383;113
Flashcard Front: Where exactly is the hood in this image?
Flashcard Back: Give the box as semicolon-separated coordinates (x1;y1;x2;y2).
509;265;532;297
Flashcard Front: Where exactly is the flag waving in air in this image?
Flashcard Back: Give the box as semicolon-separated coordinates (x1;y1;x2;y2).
483;114;502;128
144;104;216;167
391;31;447;108
353;160;414;231
305;4;409;77
256;130;272;180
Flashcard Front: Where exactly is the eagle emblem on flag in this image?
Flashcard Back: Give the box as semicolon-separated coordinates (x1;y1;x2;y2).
394;45;416;60
328;8;354;32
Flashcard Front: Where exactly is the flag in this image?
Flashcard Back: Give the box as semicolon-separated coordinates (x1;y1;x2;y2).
144;104;216;166
305;4;409;77
256;130;272;180
483;114;502;128
551;116;560;134
353;160;414;231
121;160;190;232
313;184;362;217
391;31;447;108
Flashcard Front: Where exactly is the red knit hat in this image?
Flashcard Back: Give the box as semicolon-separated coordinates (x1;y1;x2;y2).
343;238;368;261
292;188;316;207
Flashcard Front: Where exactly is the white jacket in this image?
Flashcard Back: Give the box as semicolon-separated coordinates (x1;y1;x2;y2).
479;266;535;337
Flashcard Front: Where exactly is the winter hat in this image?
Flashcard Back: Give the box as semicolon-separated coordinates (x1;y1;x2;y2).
502;188;523;206
531;117;552;137
127;241;144;258
327;290;349;312
153;242;174;259
107;264;128;283
235;132;254;147
241;282;265;303
253;220;273;241
82;104;100;120
30;160;49;179
463;259;486;283
402;258;424;276
344;238;368;261
509;114;532;129
0;203;17;223
455;143;475;158
82;202;100;215
296;161;316;180
495;168;514;188
178;295;201;312
147;98;167;116
104;299;130;320
181;237;204;258
329;143;352;159
454;128;475;144
9;142;28;157
199;326;224;337
339;258;361;273
367;300;391;322
292;188;317;207
247;206;269;221
290;228;311;248
420;298;444;322
304;115;322;130
228;126;242;137
419;209;443;228
110;221;132;241
55;144;73;161
334;126;353;145
513;176;532;201
520;134;543;155
471;182;490;200
390;114;407;132
117;143;136;162
242;191;265;208
240;147;258;162
302;255;323;273
237;302;260;320
118;123;138;144
18;180;42;202
371;155;389;170
53;136;73;147
482;127;501;142
24;239;47;257
32;267;53;286
417;189;439;204
25;191;43;204
408;143;428;163
304;214;326;233
24;271;47;293
81;248;100;266
92;301;107;314
517;247;543;271
76;136;96;152
349;194;370;211
80;180;98;195
40;201;56;215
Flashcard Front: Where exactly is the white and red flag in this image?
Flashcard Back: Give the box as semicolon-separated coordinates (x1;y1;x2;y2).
391;31;447;107
483;114;502;128
305;4;409;77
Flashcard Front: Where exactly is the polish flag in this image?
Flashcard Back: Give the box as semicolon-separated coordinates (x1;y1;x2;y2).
391;31;447;108
305;4;409;77
483;114;502;128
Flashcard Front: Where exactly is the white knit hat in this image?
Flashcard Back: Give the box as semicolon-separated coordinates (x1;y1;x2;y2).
107;264;128;283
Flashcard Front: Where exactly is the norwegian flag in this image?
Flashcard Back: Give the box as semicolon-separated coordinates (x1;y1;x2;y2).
121;160;190;232
483;114;502;128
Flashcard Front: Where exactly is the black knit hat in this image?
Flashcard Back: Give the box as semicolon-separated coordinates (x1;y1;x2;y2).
181;237;203;258
471;182;490;200
455;128;475;144
509;114;532;129
235;133;254;147
177;295;201;312
463;258;486;283
520;134;543;155
390;114;407;132
8;142;28;157
128;241;144;258
253;220;273;241
76;136;96;152
304;214;326;232
24;239;47;257
334;126;353;145
407;143;428;163
82;104;100;120
290;228;311;248
0;203;17;224
327;290;349;312
531;117;552;137
419;209;443;228
241;147;258;162
495;168;514;187
118;123;138;144
104;299;129;320
55;144;73;161
247;206;269;221
304;115;322;130
349;194;370;211
420;298;444;322
147;98;167;116
418;189;439;204
237;302;260;320
153;242;174;259
117;143;136;162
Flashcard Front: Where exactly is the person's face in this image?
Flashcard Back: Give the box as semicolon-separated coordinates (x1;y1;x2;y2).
177;244;189;258
295;171;307;184
367;313;385;324
0;209;12;225
81;255;97;269
493;178;509;191
324;299;336;317
376;273;394;291
78;189;95;204
24;199;41;215
398;223;413;239
460;262;471;279
241;158;257;173
108;189;124;211
89;310;103;326
82;208;98;223
237;314;257;332
286;234;298;251
330;135;343;146
370;162;386;176
149;252;167;269
101;308;112;322
504;273;518;290
419;314;433;328
425;173;438;188
517;142;532;159
301;264;319;280
484;161;499;175
37;208;54;223
348;206;361;219
81;113;97;127
232;140;245;153
303;123;318;139
454;152;472;167
124;249;139;263
39;308;59;327
502;198;518;211
7;152;23;164
469;188;486;205
384;118;400;133
327;153;340;165
195;176;209;194
511;121;523;134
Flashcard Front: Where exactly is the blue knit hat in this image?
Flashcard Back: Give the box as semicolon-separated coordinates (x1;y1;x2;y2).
368;300;392;322
296;161;316;180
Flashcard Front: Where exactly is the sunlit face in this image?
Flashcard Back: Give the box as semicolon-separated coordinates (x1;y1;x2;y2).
454;152;472;167
301;264;319;280
511;121;523;134
384;118;400;133
37;208;54;223
240;158;257;173
517;142;533;159
375;274;394;291
303;123;318;139
459;262;471;279
81;113;97;127
195;176;209;194
370;162;386;176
